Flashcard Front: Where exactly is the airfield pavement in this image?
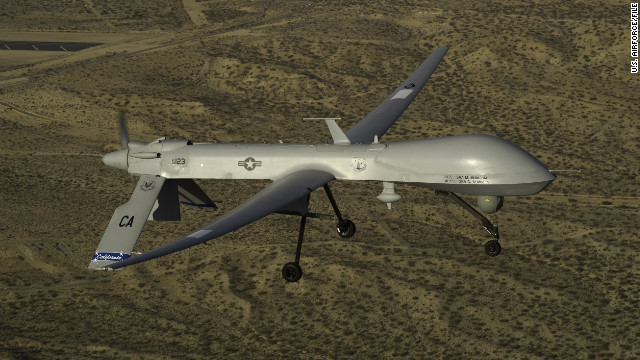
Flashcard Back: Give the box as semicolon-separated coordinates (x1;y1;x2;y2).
0;0;639;358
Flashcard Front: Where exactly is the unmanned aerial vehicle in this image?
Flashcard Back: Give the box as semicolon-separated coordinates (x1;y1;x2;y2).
90;47;556;282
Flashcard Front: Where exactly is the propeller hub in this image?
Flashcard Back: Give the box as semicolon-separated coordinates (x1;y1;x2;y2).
102;149;128;171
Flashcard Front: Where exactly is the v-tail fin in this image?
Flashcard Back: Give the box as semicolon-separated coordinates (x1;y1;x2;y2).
88;175;165;270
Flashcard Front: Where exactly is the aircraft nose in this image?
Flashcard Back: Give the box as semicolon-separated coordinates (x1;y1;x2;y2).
102;149;128;171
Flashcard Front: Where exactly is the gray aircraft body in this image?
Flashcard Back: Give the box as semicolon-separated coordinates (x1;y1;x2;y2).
90;47;556;282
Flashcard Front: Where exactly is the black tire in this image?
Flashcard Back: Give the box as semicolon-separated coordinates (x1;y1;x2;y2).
282;262;302;282
485;240;501;257
336;220;356;238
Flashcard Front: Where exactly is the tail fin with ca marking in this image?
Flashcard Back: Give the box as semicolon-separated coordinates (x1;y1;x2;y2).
88;175;165;270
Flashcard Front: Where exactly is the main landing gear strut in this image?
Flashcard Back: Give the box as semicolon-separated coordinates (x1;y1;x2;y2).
435;190;501;256
281;184;355;282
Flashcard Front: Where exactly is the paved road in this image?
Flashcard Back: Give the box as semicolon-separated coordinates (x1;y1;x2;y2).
0;41;102;51
0;2;315;83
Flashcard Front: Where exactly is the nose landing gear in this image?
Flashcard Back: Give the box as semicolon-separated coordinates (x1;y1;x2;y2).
436;191;501;256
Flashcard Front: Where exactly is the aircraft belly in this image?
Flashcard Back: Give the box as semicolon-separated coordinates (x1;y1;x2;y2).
409;180;553;196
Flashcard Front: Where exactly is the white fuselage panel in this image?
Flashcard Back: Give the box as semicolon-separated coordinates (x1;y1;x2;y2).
129;134;555;196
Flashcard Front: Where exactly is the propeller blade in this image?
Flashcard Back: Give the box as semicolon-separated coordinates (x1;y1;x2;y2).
118;110;129;149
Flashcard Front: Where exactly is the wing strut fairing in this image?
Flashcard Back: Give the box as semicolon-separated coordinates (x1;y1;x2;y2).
345;47;448;143
106;170;335;270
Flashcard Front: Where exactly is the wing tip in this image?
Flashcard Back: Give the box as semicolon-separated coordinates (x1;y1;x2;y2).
434;46;449;56
88;252;131;270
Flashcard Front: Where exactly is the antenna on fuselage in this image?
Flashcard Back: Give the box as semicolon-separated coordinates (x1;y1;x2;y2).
303;117;350;145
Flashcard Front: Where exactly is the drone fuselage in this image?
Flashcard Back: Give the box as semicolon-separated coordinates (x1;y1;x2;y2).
106;134;554;197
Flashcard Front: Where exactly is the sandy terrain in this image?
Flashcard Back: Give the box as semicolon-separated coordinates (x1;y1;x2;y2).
0;0;638;358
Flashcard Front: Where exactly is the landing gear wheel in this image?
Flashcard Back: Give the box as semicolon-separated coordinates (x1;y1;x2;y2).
282;262;302;282
336;220;356;238
485;240;501;257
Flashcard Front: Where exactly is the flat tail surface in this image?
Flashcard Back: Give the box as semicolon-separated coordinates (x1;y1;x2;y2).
88;175;165;269
107;170;335;270
149;179;180;221
176;179;217;209
345;47;448;144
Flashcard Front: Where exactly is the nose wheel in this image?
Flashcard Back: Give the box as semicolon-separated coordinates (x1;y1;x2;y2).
484;240;501;256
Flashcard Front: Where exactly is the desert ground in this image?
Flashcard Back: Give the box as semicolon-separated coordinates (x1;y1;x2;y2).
0;0;638;358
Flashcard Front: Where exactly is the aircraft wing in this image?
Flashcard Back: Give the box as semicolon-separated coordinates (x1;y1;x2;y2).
345;46;449;144
106;169;335;269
